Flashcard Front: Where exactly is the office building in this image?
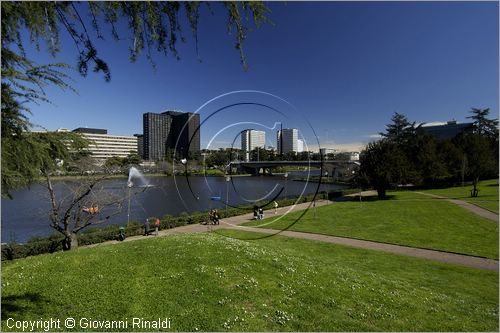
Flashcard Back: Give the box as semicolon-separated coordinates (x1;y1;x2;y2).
297;139;304;153
241;129;266;161
422;120;473;140
143;111;200;160
277;128;298;154
72;128;138;162
134;134;144;158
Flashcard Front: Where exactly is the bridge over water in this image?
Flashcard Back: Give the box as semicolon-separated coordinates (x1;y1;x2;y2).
229;160;359;176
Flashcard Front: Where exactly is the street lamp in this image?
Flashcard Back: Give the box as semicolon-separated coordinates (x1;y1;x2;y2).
284;172;288;198
225;175;231;216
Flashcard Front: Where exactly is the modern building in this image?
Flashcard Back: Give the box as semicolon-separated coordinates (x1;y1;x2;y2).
297;139;304;153
143;111;200;160
165;111;201;157
241;129;266;161
134;134;144;158
72;128;138;162
421;120;473;140
277;128;298;154
319;148;338;159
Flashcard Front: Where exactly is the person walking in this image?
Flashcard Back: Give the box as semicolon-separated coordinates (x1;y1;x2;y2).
154;217;160;236
274;201;278;214
144;218;150;236
209;209;215;225
213;209;220;225
253;206;259;220
258;207;264;220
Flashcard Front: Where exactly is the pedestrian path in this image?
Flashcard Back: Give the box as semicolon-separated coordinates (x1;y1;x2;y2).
416;192;499;222
91;195;499;272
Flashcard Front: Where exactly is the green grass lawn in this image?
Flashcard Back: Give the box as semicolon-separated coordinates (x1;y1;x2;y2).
244;191;498;259
2;231;498;331
421;179;499;213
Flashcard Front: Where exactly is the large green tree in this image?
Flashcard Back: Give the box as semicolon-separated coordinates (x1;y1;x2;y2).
467;107;499;138
1;1;270;197
379;112;417;145
359;140;412;199
456;108;498;196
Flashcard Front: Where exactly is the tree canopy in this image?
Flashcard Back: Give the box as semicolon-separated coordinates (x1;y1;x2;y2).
1;1;271;197
361;108;498;198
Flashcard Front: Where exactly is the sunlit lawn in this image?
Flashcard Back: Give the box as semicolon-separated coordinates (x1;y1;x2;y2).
2;231;498;331
421;179;499;213
244;191;498;259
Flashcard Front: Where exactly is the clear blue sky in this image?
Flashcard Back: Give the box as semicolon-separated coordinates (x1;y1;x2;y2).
24;1;498;152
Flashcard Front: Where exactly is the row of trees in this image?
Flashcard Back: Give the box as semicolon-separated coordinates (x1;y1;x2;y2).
359;109;498;199
201;147;354;169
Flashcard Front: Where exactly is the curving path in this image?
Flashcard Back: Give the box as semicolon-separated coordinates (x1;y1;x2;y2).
90;195;499;272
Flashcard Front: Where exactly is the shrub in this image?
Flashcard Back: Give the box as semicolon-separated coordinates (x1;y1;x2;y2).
1;193;331;261
161;214;173;229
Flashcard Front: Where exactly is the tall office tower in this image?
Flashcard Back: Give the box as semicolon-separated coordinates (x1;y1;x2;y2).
143;112;172;161
241;129;266;161
164;111;201;157
297;139;304;153
277;128;298;154
143;111;200;161
134;134;144;158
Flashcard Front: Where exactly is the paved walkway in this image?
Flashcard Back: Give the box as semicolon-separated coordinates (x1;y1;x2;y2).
91;194;499;272
415;192;499;222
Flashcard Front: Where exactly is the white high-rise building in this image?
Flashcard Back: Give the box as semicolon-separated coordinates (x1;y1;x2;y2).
277;128;298;154
297;139;304;153
241;129;266;161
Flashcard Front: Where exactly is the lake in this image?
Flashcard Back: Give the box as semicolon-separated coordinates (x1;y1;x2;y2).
1;174;344;243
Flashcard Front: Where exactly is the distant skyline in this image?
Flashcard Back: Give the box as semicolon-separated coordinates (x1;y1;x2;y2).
22;1;498;152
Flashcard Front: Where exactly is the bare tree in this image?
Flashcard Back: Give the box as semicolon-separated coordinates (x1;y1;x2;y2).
42;159;127;250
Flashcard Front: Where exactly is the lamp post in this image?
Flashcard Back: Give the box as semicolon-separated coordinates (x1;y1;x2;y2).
127;179;133;226
352;169;361;202
225;175;231;216
284;172;288;199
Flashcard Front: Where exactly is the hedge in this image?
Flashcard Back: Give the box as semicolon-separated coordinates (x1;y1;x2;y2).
1;191;333;261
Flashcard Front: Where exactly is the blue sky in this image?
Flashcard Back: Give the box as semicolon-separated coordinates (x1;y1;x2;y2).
24;1;498;152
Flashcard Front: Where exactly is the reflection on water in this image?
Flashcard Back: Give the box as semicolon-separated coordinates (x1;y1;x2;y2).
1;175;344;243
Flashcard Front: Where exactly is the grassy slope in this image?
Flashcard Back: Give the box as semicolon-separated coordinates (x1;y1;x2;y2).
421;179;499;213
2;231;498;332
244;192;498;259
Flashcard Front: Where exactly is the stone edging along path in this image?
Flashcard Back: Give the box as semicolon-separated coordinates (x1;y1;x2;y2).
92;195;498;272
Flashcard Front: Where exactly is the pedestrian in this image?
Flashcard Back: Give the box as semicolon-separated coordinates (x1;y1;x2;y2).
253;205;258;220
144;218;150;236
213;209;220;225
274;201;278;214
154;217;160;236
209;209;215;225
258;207;264;220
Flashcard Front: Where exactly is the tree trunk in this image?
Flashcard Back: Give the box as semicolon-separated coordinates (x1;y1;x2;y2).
63;232;78;251
377;188;386;199
471;177;479;197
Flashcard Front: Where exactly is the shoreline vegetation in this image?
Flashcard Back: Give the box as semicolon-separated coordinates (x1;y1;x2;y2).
36;171;253;182
3;179;497;261
1;192;327;260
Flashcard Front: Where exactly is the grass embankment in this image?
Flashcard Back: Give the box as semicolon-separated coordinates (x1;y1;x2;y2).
420;179;499;213
2;231;498;331
244;191;498;259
